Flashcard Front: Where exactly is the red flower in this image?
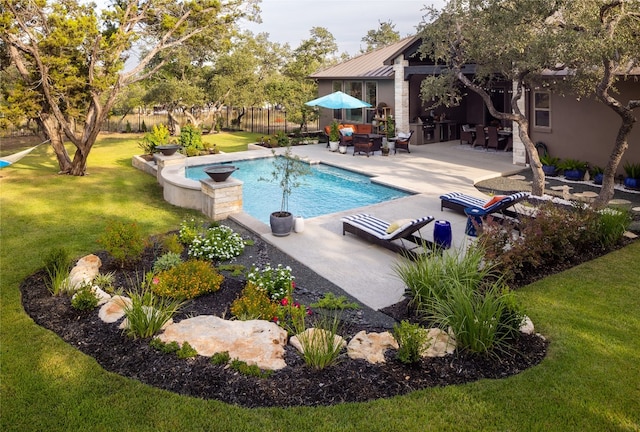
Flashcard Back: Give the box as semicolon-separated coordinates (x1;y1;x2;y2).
306;308;313;316
280;298;289;306
292;281;297;289
293;302;300;308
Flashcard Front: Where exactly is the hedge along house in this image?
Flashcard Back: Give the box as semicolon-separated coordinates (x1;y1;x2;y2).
309;36;640;172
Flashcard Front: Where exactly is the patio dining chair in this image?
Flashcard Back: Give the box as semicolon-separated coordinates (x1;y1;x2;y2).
460;125;475;146
394;130;414;153
486;126;507;151
473;125;487;148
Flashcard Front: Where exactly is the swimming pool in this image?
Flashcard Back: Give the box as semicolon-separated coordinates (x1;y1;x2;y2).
186;158;412;224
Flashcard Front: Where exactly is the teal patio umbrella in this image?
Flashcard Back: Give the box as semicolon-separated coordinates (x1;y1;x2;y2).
305;91;372;109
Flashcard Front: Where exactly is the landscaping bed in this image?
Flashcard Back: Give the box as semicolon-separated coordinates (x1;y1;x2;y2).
20;220;548;408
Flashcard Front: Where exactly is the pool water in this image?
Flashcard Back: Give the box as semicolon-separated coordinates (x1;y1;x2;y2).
186;158;411;224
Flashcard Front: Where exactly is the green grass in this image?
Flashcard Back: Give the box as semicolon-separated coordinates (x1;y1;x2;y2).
2;134;640;431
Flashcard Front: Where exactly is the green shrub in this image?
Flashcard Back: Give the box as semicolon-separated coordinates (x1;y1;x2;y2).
229;359;272;378
152;259;223;299
393;320;428;364
178;124;203;153
427;282;523;356
161;233;184;255
218;264;246;277
178;218;206;245
97;219;146;268
153;252;183;273
138;123;170;154
231;282;279;321
187;225;245;261
149;338;180;354
310;292;360;310
93;272;116;293
480;202;613;285
42;247;72;296
246;264;294;301
123;281;184;339
176;341;198;359
210;351;231;365
274;295;311;336
71;284;99;311
294;315;343;370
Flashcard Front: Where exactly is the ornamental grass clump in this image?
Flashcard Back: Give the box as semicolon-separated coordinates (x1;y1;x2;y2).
295;315;344;370
152;259;223;299
124;278;185;339
187;225;245;261
246;264;294;301
596;207;631;249
42;247;72;296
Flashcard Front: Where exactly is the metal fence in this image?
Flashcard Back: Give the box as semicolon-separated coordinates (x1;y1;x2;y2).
1;106;320;138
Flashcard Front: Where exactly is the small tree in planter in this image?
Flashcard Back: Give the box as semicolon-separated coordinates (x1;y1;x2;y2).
261;145;311;236
328;121;340;152
623;161;640;190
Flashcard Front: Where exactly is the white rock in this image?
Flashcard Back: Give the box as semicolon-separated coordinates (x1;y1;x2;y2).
520;316;535;335
92;285;111;306
422;328;456;358
290;328;347;354
98;295;131;323
158;316;289;370
66;254;102;291
347;330;398;364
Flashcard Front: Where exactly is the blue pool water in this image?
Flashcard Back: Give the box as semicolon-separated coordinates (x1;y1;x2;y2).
186;158;411;224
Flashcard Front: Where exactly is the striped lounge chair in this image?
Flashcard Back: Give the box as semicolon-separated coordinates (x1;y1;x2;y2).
341;213;435;260
439;191;530;219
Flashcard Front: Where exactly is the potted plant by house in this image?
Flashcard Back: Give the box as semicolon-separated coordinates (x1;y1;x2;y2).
591;165;604;185
623;161;640;190
260;145;311;236
539;154;560;176
328;121;340;152
560;158;588;181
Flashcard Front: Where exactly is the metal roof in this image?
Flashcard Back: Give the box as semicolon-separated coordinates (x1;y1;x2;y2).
309;36;419;80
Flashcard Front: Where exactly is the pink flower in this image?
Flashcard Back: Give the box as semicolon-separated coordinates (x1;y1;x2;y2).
152;277;159;284
280;298;289;306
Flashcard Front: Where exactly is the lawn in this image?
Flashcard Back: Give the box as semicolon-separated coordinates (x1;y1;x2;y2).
1;134;639;431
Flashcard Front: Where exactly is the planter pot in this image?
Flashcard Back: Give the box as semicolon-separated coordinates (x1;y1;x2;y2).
204;166;237;182
542;165;557;176
270;211;293;236
624;177;640;190
593;173;604;185
564;169;585;181
381;147;390;156
329;141;339;152
294;216;305;233
338;145;347;154
156;145;181;156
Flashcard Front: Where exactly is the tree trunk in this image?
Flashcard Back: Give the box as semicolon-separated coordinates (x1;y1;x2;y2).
37;114;72;173
168;111;181;136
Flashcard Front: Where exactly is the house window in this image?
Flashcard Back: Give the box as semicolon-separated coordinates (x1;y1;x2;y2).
346;81;363;123
534;91;551;128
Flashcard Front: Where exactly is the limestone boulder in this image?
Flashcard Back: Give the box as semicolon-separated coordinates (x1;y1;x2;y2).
422;328;456;358
289;328;347;354
99;295;131;323
347;330;398;364
158;316;289;370
519;316;535;335
67;254;102;291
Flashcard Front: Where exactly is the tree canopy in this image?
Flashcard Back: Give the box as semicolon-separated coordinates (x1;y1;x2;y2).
360;20;401;53
0;0;259;175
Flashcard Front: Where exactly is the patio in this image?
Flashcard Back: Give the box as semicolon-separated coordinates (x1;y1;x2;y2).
230;140;524;310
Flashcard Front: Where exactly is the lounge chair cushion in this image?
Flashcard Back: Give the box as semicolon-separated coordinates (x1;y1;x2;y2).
439;191;529;216
341;214;433;241
386;219;412;234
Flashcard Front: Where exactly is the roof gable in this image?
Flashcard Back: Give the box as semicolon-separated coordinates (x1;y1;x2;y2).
309;36;419;80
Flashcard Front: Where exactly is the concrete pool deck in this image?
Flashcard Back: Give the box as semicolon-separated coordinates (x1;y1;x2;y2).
225;141;526;311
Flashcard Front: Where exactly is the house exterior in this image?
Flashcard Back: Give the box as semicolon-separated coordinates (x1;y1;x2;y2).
309;37;640;171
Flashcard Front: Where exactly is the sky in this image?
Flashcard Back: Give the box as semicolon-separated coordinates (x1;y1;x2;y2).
241;0;446;56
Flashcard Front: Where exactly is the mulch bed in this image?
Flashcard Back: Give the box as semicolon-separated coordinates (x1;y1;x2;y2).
20;225;549;408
